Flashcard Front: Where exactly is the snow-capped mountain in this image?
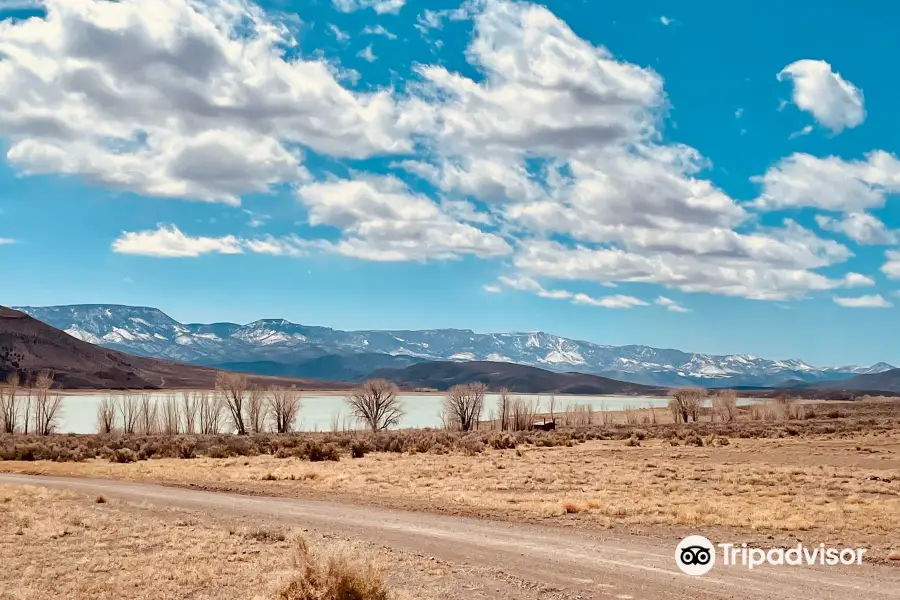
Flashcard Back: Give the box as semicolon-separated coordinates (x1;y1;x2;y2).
14;304;895;387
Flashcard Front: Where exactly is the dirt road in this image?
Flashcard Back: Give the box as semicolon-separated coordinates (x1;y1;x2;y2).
3;473;898;600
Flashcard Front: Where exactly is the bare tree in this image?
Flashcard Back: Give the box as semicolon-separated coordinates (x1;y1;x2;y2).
269;387;301;434
712;390;738;422
97;395;117;434
246;385;268;434
160;394;181;434
547;395;557;424
35;393;64;436
346;379;404;432
31;370;62;435
669;388;706;423
137;392;158;435
197;391;223;434
20;387;32;435
216;372;248;434
646;402;658;424
119;394;139;434
509;396;537;431
441;383;486;431
181;391;198;434
496;388;512;432
1;373;20;433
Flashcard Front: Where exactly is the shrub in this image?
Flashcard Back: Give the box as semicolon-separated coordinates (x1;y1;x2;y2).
488;433;516;450
276;538;389;600
350;440;370;459
109;448;137;463
305;441;340;462
684;435;704;447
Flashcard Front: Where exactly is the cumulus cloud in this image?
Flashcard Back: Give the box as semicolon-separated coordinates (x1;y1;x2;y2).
660;16;672;26
655;296;689;313
0;0;424;203
362;24;397;39
0;237;14;244
494;275;647;308
753;151;900;212
815;212;897;245
778;60;865;133
512;239;869;301
112;225;309;258
356;44;377;62
881;251;900;279
788;125;813;140
332;0;405;14
295;174;511;262
833;294;892;308
328;24;350;42
2;0;888;304
112;225;244;257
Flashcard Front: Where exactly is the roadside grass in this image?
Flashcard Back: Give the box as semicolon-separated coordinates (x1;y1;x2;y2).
0;484;397;600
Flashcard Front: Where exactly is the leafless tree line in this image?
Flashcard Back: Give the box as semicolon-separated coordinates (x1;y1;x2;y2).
96;376;302;435
0;371;64;435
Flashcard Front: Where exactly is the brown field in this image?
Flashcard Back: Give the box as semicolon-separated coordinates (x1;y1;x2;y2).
1;483;563;600
3;399;900;563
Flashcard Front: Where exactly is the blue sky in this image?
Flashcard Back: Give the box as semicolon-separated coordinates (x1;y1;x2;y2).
2;0;900;366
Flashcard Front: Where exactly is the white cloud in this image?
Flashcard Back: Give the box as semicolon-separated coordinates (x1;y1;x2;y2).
0;0;44;9
660;16;672;26
112;225;309;258
295;174;511;262
881;251;900;279
494;275;647;308
833;294;892;308
333;0;405;14
242;236;307;257
788;125;813;140
328;23;350;42
815;212;896;245
0;0;424;203
3;0;889;303
512;239;869;301
399;0;875;301
362;24;397;39
356;44;377;62
112;225;243;257
777;60;865;133
573;293;647;308
753;151;900;212
483;284;502;293
655;296;690;313
735;108;743;119
0;238;14;244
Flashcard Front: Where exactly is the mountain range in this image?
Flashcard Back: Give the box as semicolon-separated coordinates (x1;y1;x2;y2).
0;306;333;389
15;304;895;388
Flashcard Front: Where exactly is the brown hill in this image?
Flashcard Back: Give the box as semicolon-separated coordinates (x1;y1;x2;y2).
0;306;345;390
369;360;667;395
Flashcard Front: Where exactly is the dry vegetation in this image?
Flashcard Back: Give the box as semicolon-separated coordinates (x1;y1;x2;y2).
0;484;457;600
2;400;900;561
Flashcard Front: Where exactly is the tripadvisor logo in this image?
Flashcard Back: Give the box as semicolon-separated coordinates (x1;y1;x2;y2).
675;536;869;575
675;535;716;576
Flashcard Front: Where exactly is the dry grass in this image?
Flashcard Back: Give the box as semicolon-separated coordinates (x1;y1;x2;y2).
2;400;899;562
0;484;457;600
276;538;388;600
4;430;900;558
